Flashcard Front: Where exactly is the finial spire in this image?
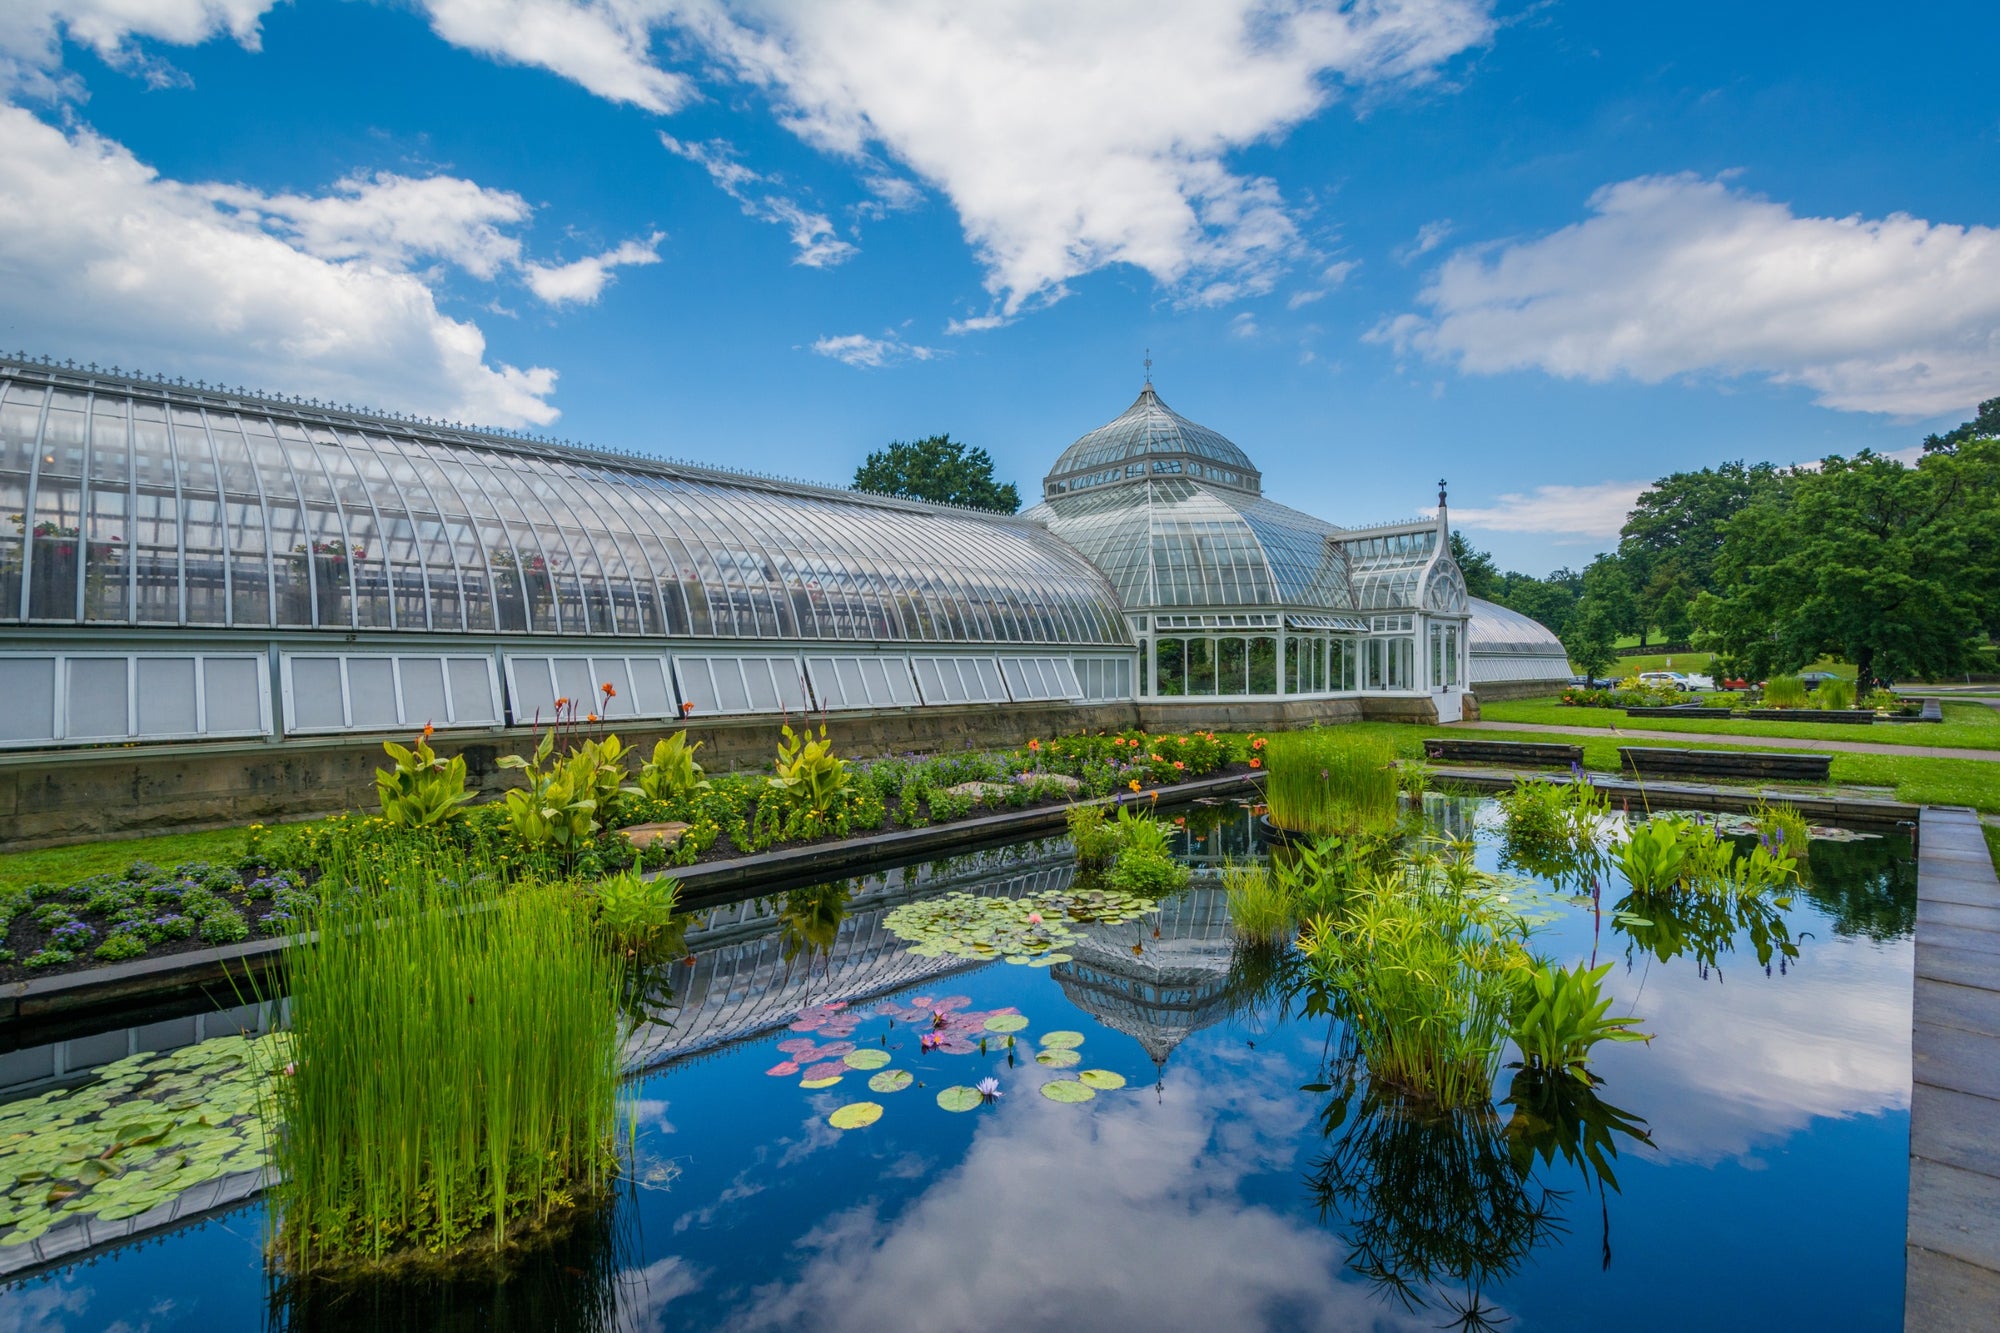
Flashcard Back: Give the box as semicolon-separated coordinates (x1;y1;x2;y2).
1143;349;1152;385
1438;478;1448;508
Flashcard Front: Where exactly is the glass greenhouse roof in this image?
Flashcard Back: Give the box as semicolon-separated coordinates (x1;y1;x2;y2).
0;360;1129;646
1025;478;1354;613
1043;386;1261;498
1467;596;1567;656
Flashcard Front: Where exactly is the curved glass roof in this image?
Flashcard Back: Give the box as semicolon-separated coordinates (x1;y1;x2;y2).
1025;478;1352;612
0;360;1128;646
1467;596;1567;656
1043;385;1261;498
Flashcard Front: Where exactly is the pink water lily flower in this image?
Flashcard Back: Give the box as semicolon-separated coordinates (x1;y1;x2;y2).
1027;912;1043;925
977;1077;1002;1101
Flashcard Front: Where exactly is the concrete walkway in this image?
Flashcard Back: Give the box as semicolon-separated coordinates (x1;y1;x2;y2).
1463;719;2000;763
1906;806;2000;1329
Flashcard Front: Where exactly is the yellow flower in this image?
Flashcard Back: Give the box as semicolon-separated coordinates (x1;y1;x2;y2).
1128;779;1142;792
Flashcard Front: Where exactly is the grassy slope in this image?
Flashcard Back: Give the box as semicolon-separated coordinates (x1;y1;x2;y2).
1481;698;2000;750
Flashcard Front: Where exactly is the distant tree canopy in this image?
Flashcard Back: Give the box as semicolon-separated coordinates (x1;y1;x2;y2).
853;434;1021;513
1449;393;2000;683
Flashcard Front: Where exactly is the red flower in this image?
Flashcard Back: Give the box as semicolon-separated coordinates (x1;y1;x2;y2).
1249;758;1261;769
1173;760;1185;770
1028;738;1041;751
680;701;694;716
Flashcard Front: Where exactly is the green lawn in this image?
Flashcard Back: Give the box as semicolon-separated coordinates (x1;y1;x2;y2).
1986;823;2000;875
1481;697;2000;750
0;823;287;899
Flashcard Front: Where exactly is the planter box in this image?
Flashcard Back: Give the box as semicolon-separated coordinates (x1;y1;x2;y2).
1739;709;1874;725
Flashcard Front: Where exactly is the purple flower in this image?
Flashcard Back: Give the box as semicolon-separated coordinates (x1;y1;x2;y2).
51;920;94;943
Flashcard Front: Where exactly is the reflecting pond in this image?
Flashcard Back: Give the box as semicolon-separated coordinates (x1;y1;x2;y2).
0;795;1917;1331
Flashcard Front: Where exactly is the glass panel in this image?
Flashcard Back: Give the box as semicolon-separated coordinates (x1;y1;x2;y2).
1186;637;1217;696
66;657;129;738
630;658;673;717
400;657;448;729
858;657;890;705
1249;637;1277;695
346;658;398;728
203;657;264;733
447;658;499;724
0;387;45;619
136;657;198;735
912;657;945;704
552;657;595;711
1154;638;1184;697
0;656;57;741
713;659;750;713
833;658;865;707
130;403;180;623
288;656;345;731
593;659;637;718
675;659;720;716
166;412;225;626
1218;638;1247;694
28;391;87;619
83;400;131;621
507;657;558;722
743;659;780;711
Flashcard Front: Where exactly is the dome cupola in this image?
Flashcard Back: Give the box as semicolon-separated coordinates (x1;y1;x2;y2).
1042;384;1260;500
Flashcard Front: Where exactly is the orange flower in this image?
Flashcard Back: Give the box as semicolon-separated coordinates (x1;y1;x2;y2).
1128;779;1142;792
1249;758;1261;769
601;682;617;697
1173;760;1186;770
1150;753;1164;762
586;712;600;722
1028;738;1041;751
1251;736;1266;750
422;722;434;737
1177;736;1187;744
555;696;570;708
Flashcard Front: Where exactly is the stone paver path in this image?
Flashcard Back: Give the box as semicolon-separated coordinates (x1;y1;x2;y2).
1464;719;2000;762
1906;806;2000;1330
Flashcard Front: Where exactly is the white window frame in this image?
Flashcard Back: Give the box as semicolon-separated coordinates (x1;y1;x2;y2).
670;654;810;717
910;656;1010;706
280;652;503;735
805;655;921;710
0;652;273;748
503;653;683;725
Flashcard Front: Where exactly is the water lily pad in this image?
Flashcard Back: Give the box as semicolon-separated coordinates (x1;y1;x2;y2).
1077;1069;1127;1091
1040;1079;1096;1103
799;1076;842;1090
800;1060;849;1082
764;1061;800;1078
843;1049;891;1071
1039;1031;1085;1049
983;1014;1029;1034
935;1086;983;1113
868;1070;913;1094
1034;1049;1081;1068
827;1103;882;1131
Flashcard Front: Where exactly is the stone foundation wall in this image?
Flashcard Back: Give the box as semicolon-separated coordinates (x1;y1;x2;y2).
0;693;1449;850
1471;678;1563;702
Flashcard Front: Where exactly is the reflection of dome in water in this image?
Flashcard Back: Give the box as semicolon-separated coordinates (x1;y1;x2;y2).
1049;886;1238;1066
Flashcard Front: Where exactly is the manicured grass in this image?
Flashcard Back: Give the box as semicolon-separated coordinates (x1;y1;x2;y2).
0;824;288;899
1610;650;1715;675
1480;698;2000;750
1985;823;2000;876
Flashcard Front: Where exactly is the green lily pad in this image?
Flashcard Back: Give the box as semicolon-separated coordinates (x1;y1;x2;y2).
799;1076;842;1090
983;1014;1029;1034
827;1103;883;1130
843;1049;891;1071
1034;1049;1081;1068
868;1070;914;1094
1040;1079;1096;1104
935;1086;983;1113
1077;1069;1127;1091
1039;1031;1085;1049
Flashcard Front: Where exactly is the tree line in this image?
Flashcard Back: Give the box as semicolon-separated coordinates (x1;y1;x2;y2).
1460;396;2000;687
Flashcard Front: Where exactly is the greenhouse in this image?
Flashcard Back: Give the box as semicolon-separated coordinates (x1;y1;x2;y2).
0;355;1563;751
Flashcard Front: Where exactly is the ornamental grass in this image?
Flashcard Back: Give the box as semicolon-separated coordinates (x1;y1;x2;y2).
1264;730;1401;837
269;861;625;1279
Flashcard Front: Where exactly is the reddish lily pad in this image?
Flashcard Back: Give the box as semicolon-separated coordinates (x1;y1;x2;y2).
800;1061;849;1082
764;1060;800;1078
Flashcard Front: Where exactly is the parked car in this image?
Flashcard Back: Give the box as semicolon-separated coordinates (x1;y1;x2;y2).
1568;674;1616;689
1636;671;1688;687
1797;671;1845;691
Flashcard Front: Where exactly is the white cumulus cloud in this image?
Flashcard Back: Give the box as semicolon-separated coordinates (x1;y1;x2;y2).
419;0;693;113
809;333;935;369
523;234;666;304
1446;480;1650;541
676;0;1494;316
1381;173;2000;417
0;106;669;426
0;0;276;92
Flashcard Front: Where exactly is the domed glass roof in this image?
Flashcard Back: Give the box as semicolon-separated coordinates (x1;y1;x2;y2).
1043;385;1260;499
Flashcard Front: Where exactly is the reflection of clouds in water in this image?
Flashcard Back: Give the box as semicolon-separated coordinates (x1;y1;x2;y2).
721;1055;1429;1333
1590;933;1912;1163
628;1097;676;1135
616;1254;706;1329
0;1281;92;1333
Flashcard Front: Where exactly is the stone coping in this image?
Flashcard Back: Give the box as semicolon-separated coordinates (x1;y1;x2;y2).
1907;805;2000;1330
0;770;1264;1029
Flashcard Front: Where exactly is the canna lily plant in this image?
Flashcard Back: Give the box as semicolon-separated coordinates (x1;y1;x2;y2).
1510;960;1649;1081
374;732;475;829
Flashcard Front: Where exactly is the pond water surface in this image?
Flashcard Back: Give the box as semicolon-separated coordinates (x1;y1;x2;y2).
0;796;1918;1331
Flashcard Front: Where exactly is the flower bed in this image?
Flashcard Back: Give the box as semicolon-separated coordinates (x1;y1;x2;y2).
0;727;1263;985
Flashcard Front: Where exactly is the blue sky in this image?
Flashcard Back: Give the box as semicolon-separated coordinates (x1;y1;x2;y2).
2;1;1995;574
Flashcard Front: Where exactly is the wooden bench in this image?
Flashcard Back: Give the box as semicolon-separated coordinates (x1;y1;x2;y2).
1623;705;1734;719
1619;747;1832;782
1424;738;1584;768
1738;708;1874;725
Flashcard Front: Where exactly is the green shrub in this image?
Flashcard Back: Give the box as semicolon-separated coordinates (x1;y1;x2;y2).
199;906;250;945
24;948;75;969
1065;804;1120;869
1105;849;1190;895
591;871;682;959
93;932;148;962
1112;806;1175;858
1265;730;1401;837
375;733;475;829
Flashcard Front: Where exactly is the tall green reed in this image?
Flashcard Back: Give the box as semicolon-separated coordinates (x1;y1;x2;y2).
270;856;625;1278
1265;730;1401;837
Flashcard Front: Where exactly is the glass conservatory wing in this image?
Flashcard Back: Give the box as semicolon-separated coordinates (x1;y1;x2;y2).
1286;613;1369;632
1232;496;1354;608
0;364;1132;648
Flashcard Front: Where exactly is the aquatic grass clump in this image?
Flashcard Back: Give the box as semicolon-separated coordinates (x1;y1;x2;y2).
1223;863;1292;946
270;867;625;1279
1301;846;1534;1108
1761;675;1809;708
1265;730;1401;838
